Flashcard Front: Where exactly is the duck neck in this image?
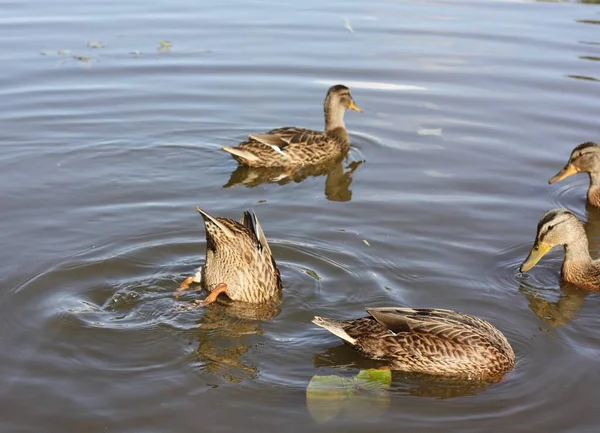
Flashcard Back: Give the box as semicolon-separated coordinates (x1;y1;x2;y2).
324;104;346;133
564;240;591;263
562;233;593;283
587;172;600;206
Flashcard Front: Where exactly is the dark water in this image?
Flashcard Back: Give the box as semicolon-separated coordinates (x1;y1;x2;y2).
2;0;600;431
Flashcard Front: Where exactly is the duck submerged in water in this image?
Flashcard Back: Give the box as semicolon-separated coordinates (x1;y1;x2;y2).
313;307;515;381
520;208;600;291
549;142;600;207
176;207;282;305
222;85;362;168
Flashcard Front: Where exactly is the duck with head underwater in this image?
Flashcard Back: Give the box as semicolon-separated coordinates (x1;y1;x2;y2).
520;208;600;291
313;307;515;381
549;142;600;207
222;84;362;168
176;207;282;306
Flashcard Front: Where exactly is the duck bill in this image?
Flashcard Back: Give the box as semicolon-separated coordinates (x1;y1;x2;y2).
349;100;363;112
520;243;552;272
548;164;577;184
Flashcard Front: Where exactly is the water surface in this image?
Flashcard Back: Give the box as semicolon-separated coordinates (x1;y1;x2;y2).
2;0;600;431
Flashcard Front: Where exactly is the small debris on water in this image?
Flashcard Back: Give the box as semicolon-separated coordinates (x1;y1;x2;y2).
87;41;105;48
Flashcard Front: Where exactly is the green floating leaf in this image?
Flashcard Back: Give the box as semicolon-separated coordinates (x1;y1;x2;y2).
157;40;173;54
355;368;392;389
304;268;321;281
384;286;393;292
87;41;105;48
306;375;352;423
362;239;370;246
345;369;391;421
73;55;91;63
306;369;392;423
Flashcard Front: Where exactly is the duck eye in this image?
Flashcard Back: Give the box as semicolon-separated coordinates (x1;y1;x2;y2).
547;225;554;231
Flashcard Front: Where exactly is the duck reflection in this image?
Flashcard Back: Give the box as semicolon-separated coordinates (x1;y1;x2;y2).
519;203;600;327
313;345;496;399
183;297;280;382
223;158;364;202
519;283;589;328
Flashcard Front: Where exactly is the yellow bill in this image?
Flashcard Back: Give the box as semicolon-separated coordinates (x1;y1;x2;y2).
349;100;363;112
520;243;553;272
548;164;577;184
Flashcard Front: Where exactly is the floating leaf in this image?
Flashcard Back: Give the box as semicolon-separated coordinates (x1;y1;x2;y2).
306;369;392;423
157;40;173;54
306;375;351;423
417;128;443;136
57;49;72;56
362;239;370;246
87;41;105;48
345;369;391;420
304;269;321;281
343;18;354;34
355;368;392;389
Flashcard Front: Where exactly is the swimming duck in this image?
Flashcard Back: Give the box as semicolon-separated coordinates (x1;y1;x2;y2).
176;207;282;305
520;208;600;291
549;142;600;207
222;85;362;168
313;307;515;380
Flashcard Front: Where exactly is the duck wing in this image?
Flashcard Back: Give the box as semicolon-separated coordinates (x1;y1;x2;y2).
249;127;326;151
240;210;272;255
366;307;505;347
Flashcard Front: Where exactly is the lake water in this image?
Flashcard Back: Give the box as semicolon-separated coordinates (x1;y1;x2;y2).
2;0;600;431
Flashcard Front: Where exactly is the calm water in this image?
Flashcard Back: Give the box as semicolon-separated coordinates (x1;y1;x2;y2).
2;0;600;431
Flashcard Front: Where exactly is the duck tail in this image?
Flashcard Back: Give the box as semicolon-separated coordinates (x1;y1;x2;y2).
312;316;357;345
195;207;235;238
222;146;260;162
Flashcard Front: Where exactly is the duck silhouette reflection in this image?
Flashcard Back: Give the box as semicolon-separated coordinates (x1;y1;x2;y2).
224;158;364;202
182;297;280;382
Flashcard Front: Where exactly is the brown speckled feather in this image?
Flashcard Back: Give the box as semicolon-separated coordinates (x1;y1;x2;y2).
198;208;282;303
313;307;515;381
229;127;349;168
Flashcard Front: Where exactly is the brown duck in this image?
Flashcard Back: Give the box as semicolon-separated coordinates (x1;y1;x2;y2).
521;208;600;291
222;85;362;168
176;207;282;305
549;142;600;206
313;307;515;381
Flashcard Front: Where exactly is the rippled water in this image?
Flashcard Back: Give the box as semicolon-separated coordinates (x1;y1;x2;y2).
2;0;600;431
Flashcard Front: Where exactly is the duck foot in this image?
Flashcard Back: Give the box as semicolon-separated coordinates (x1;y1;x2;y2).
193;283;228;307
174;270;202;299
